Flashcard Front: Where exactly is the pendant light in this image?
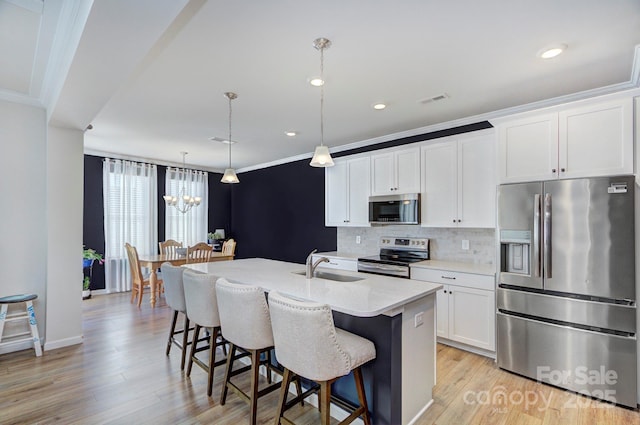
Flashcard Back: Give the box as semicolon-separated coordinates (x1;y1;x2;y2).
163;151;202;213
310;37;335;167
221;91;240;183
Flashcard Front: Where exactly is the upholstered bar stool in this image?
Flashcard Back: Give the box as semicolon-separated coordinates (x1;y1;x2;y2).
268;291;376;425
160;263;191;370
216;278;301;425
183;269;227;397
0;294;42;357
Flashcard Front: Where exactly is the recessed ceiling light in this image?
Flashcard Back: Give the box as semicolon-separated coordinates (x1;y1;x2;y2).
309;77;324;87
285;131;297;137
373;103;386;110
209;136;236;144
538;44;567;59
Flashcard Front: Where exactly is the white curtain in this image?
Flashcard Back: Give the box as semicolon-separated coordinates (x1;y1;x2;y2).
103;159;158;293
164;167;208;247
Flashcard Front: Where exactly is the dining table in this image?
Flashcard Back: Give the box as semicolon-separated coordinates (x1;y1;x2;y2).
137;252;234;307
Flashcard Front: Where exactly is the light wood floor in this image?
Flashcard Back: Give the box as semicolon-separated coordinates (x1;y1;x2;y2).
1;293;638;425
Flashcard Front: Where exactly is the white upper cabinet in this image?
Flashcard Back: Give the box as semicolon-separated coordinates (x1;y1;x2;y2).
558;100;633;179
422;131;496;228
497;98;633;183
325;156;370;227
371;147;420;195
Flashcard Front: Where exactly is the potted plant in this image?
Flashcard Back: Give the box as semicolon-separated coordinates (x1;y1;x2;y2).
207;231;223;243
83;246;104;299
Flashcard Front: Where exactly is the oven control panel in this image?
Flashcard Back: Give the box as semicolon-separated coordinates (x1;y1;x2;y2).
380;237;429;250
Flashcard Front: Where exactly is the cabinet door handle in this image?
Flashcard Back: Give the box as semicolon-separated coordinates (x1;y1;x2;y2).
457;219;462;223
442;275;456;280
560;168;566;172
452;219;456;223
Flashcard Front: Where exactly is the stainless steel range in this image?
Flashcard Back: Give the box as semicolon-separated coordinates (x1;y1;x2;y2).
357;237;429;278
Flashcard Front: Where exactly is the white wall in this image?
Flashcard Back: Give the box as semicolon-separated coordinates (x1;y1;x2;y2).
0;100;47;353
44;126;84;349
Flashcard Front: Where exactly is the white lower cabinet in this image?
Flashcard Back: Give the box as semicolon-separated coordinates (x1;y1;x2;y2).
413;267;495;352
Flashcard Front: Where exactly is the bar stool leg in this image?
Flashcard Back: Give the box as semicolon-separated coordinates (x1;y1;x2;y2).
354;367;371;425
319;381;331;425
220;343;237;404
249;349;260;425
207;327;219;397
187;324;201;376
180;316;190;370
25;300;42;357
166;310;178;355
274;367;293;425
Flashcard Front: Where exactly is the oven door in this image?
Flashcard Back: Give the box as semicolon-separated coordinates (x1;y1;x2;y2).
357;261;409;278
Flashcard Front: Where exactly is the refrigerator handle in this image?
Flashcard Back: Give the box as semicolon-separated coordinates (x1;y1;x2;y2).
543;193;552;279
532;194;541;278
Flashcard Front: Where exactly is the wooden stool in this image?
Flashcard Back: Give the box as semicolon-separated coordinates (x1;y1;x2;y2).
0;294;42;357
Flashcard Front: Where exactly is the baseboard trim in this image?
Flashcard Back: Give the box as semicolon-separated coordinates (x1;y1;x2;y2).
44;335;83;351
437;338;496;359
407;399;434;425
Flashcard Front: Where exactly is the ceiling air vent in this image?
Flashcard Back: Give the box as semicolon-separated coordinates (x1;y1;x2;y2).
418;93;449;104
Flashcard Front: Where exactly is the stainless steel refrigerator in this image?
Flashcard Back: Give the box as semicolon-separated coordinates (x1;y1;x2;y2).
497;175;637;408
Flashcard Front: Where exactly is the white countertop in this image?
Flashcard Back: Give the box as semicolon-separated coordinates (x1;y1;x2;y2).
184;258;441;317
410;260;495;276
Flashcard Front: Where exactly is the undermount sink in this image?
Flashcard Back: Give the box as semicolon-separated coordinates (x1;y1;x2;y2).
292;270;364;282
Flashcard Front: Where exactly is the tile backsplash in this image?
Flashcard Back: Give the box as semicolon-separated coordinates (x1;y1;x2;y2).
338;225;495;266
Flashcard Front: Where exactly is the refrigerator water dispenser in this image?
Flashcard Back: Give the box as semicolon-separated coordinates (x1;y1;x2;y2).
500;230;530;275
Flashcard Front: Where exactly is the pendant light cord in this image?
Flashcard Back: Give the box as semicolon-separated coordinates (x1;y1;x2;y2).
320;45;325;147
228;95;232;168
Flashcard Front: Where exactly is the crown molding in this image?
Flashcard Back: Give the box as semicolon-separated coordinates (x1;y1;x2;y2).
0;88;43;108
83;148;224;174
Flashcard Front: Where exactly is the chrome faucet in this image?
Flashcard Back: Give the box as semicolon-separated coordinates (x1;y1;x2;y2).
306;249;329;278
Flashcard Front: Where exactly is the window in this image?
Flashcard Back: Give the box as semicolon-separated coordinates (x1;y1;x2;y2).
103;159;157;293
164;167;208;246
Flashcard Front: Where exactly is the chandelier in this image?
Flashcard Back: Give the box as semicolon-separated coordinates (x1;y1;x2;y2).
221;92;240;183
163;151;202;213
310;37;334;167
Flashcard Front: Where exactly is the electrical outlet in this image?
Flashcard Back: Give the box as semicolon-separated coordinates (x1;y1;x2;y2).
461;240;470;250
356;235;361;244
414;311;424;327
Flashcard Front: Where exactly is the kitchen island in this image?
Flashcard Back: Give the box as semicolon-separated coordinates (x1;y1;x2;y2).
185;258;442;425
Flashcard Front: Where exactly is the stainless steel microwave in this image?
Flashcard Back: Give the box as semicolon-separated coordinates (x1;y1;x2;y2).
368;194;420;224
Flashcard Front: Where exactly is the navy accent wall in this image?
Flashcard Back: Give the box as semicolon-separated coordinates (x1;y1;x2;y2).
208;173;232;240
83;155;106;290
229;159;337;263
335;121;492;158
82;154;230;290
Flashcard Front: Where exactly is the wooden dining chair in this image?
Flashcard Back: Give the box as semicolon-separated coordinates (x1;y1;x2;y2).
159;239;183;256
187;242;213;263
124;243;163;307
221;239;236;256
